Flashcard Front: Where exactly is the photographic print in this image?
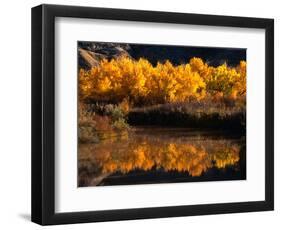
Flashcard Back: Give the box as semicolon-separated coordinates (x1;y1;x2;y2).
32;5;274;224
78;41;246;187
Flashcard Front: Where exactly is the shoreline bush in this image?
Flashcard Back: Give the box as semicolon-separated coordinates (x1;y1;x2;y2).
78;103;130;143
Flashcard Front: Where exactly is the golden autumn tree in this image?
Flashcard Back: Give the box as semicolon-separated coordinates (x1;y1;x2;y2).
79;56;246;105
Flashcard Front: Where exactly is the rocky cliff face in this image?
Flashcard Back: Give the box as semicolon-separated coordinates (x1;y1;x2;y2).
78;42;131;69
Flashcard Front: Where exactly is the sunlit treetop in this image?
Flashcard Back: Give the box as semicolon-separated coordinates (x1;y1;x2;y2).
79;56;246;105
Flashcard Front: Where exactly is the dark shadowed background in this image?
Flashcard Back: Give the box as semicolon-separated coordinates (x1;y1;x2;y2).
78;41;246;69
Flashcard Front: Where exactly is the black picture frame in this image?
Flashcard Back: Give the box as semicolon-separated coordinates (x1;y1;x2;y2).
31;4;274;225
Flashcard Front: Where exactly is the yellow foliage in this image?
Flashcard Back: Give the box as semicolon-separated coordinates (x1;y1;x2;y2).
79;57;246;105
118;98;130;115
79;138;241;177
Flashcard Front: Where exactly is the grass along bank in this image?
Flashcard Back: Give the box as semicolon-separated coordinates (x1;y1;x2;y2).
128;100;245;131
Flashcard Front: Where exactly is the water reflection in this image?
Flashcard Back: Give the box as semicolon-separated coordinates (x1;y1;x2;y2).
78;127;245;187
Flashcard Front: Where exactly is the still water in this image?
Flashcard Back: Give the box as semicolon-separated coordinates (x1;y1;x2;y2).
78;127;246;187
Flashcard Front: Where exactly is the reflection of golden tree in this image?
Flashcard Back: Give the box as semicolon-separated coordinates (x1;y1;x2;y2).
79;135;241;177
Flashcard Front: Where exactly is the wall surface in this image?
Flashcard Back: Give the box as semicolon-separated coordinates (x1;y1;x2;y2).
0;0;279;228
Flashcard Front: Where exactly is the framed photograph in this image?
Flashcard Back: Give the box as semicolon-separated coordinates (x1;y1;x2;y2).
31;4;274;225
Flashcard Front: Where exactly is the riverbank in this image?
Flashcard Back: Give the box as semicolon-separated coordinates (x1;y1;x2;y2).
129;101;245;131
79;100;245;143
